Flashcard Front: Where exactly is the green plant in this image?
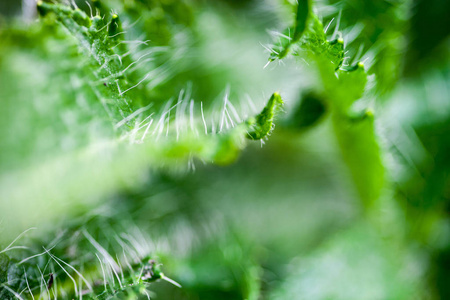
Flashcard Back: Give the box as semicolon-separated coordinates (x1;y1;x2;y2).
1;0;449;299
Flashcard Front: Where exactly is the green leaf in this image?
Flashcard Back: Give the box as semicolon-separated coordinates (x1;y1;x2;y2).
285;91;327;130
269;4;385;207
246;92;284;140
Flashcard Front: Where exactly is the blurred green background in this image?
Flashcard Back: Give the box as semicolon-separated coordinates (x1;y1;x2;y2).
0;0;449;299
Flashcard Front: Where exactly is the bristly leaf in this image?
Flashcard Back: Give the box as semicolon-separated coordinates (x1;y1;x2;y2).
246;93;284;140
270;0;311;60
34;1;283;166
268;3;385;208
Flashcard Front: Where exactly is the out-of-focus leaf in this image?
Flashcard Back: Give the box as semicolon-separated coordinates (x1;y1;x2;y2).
284;91;327;130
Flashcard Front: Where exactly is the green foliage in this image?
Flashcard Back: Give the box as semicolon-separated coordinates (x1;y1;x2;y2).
270;222;427;299
284;91;327;130
0;254;9;284
269;3;384;207
246;92;284;140
0;0;449;299
0;1;284;298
